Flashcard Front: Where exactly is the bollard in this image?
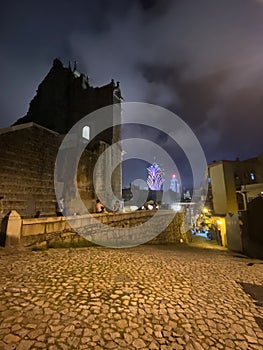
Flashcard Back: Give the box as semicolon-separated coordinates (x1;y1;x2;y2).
5;210;22;247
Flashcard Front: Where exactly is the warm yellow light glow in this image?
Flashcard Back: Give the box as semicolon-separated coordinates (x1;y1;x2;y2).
217;220;222;225
202;207;208;213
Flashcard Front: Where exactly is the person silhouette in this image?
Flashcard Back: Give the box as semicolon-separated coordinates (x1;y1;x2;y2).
96;199;104;213
112;200;120;213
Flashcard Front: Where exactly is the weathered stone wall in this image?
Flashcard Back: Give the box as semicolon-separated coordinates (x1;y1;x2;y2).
0;123;121;218
15;210;186;248
0;124;61;218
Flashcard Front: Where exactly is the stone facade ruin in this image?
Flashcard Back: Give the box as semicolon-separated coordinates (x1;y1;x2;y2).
0;59;122;218
14;58;122;136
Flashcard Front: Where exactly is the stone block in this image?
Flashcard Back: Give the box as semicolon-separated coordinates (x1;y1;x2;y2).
22;222;45;236
46;221;65;234
5;210;22;247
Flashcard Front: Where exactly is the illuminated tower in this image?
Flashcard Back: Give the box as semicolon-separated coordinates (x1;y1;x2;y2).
147;163;165;191
146;162;165;202
170;174;180;193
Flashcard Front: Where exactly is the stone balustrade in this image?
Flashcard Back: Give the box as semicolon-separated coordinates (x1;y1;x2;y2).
0;210;188;249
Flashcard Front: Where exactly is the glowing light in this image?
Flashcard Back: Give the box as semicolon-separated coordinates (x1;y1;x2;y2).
82;126;90;140
171;204;181;211
217;220;222;225
146;162;165;190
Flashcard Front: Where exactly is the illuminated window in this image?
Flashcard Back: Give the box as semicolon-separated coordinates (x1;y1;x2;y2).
82;126;90;140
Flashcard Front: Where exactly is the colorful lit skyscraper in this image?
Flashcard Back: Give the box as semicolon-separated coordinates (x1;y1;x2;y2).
170;174;180;193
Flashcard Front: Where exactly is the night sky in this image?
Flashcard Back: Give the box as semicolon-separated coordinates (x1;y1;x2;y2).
1;0;263;188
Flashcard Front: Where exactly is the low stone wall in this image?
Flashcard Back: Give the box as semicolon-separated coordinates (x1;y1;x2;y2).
1;210;187;249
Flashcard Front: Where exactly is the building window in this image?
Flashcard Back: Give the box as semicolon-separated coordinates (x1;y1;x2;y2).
250;172;255;181
82;126;90;140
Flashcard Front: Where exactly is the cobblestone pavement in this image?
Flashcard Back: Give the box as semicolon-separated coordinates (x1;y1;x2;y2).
0;242;263;350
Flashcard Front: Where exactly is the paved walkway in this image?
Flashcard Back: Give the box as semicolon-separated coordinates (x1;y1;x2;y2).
0;241;263;350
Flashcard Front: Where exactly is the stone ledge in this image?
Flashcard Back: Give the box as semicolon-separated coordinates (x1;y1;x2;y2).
1;210;186;248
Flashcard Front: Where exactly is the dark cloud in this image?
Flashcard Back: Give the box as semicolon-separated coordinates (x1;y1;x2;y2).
0;0;262;180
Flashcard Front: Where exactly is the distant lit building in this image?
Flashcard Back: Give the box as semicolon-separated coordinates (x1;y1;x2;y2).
208;153;263;215
183;190;192;202
170;174;180;193
146;163;165;191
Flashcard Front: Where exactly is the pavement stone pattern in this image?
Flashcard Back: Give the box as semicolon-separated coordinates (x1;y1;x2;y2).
0;242;263;350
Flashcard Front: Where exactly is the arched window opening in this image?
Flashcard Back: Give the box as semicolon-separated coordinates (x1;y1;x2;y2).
82;126;90;140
